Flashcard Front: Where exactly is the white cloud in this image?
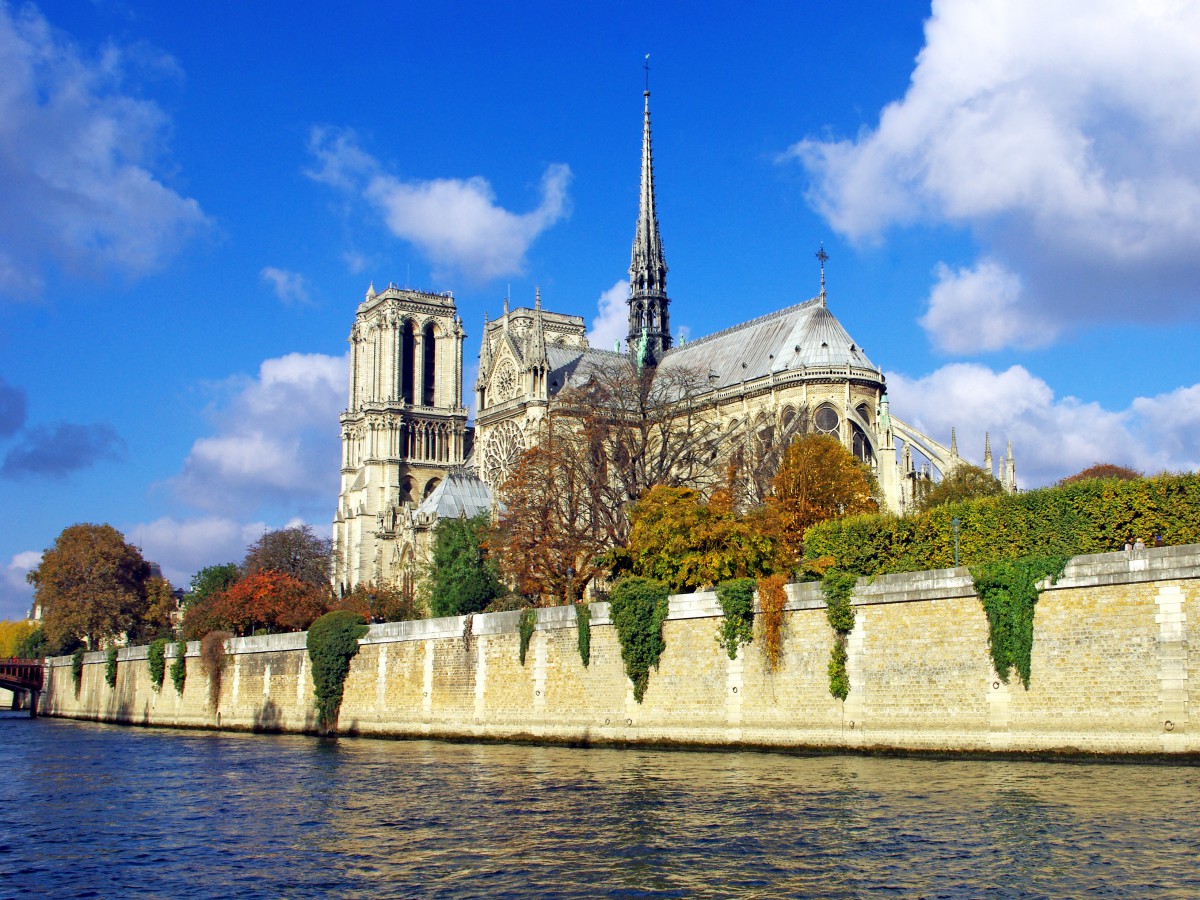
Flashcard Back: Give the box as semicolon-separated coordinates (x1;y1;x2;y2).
127;516;266;588
1;550;40;620
887;363;1200;487
308;127;570;283
0;5;210;299
789;0;1200;352
586;280;628;350
174;352;348;516
260;266;311;305
919;259;1055;353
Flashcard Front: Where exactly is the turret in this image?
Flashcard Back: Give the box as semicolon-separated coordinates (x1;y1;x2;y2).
627;85;671;367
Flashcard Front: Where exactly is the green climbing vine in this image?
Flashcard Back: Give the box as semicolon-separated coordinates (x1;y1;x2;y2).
200;631;231;712
306;610;369;733
609;577;670;703
822;571;858;701
170;639;187;695
71;647;84;695
104;646;118;688
970;555;1068;689
575;603;591;667
518;608;537;666
147;638;168;691
715;578;755;660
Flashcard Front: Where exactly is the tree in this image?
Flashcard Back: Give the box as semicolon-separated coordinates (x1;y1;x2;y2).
768;434;878;567
0;620;41;657
28;523;152;650
916;463;1005;513
184;563;240;610
494;360;734;602
424;514;506;617
613;486;781;592
182;570;328;639
134;577;178;642
242;525;333;588
330;581;421;623
1059;463;1143;485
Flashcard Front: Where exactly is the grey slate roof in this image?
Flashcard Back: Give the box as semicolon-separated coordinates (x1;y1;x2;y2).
659;297;878;388
413;467;492;522
545;345;630;397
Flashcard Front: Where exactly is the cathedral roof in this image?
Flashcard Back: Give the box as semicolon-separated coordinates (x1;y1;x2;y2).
413;468;492;523
544;345;629;397
659;297;880;388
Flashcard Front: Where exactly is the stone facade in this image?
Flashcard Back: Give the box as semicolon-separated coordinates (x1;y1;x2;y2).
332;285;470;592
42;545;1200;758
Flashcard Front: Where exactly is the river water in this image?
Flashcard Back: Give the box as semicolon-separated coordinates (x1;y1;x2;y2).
1;716;1198;899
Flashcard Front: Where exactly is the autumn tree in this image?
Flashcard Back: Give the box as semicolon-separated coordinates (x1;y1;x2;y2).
726;406;813;511
133;576;179;642
1059;463;1143;485
182;570;327;639
494;360;734;602
0;620;42;657
243;525;333;588
612;486;781;592
330;581;421;623
915;463;1005;514
184;563;239;609
28;523;152;650
423;513;505;617
769;433;878;567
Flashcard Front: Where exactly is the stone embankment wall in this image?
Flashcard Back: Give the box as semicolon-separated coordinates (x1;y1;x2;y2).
40;545;1199;757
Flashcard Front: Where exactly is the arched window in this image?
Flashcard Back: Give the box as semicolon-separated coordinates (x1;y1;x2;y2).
851;422;873;464
423;477;441;499
856;402;872;427
422;322;436;406
401;320;417;404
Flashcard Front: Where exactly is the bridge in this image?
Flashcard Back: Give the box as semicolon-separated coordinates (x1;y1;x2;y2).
0;658;43;716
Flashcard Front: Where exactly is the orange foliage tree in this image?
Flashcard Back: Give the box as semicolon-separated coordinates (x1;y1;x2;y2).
183;570;328;638
330;581;420;623
768;433;878;566
1058;463;1143;484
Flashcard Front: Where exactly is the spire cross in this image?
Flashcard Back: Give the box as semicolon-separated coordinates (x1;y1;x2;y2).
816;244;829;303
644;54;650;94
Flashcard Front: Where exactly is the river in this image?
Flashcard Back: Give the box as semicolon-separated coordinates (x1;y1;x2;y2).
1;716;1198;898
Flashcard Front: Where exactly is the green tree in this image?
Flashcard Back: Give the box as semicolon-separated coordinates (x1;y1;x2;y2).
424;513;505;617
0;620;41;657
243;525;333;588
184;563;240;610
915;463;1005;514
28;523;152;650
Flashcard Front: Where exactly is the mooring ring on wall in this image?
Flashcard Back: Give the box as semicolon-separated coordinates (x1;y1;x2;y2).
848;720;855;729
604;717;610;725
993;681;1000;690
423;691;428;698
1165;720;1175;732
732;686;738;693
626;718;633;727
535;690;541;697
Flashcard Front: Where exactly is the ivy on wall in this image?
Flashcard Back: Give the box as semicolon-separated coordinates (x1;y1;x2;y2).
609;577;670;703
575;603;590;668
306;611;368;733
170;639;187;695
756;574;788;673
971;556;1068;689
147;639;167;691
821;571;857;701
104;646;118;689
518;608;537;666
200;631;232;712
71;647;84;696
715;578;755;661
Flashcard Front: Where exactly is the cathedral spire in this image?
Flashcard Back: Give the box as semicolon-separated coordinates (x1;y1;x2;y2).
628;75;670;367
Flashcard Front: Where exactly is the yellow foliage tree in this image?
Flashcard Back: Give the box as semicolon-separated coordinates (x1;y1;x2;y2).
0;620;40;657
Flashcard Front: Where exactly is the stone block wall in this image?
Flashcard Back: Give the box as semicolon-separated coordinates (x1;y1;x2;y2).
40;545;1199;757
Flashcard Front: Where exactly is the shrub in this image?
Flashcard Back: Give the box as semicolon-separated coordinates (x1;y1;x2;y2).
609;577;670;703
71;647;84;696
147;638;168;691
200;631;232;711
170;639;187;695
576;603;591;668
104;646;118;688
306;610;369;733
518;608;537;666
715;578;755;660
756;574;788;673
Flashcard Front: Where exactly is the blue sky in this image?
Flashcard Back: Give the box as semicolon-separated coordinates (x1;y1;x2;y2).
3;0;1200;618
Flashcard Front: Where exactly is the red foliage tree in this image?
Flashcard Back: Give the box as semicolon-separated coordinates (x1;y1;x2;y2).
183;570;328;638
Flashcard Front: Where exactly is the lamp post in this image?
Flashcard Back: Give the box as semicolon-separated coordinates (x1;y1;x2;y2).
951;517;961;568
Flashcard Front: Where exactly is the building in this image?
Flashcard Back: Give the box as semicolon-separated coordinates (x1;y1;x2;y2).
335;87;1017;593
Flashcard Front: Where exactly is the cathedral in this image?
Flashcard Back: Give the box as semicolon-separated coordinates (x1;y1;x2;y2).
332;87;1017;594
